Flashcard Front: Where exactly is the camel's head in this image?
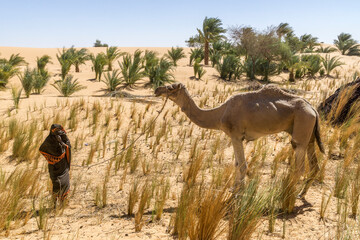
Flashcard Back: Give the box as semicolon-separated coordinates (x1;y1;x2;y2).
155;83;185;99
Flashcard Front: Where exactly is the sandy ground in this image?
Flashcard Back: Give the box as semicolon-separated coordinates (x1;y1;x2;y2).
0;45;360;240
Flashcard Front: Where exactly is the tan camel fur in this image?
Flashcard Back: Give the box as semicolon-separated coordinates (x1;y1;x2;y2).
155;83;324;196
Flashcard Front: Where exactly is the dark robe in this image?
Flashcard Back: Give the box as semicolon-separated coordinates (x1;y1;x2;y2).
39;124;71;201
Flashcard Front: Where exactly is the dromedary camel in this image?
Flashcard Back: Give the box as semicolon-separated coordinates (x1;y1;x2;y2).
155;83;324;197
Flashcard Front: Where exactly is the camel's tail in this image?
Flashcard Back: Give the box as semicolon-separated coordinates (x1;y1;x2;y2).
314;111;325;153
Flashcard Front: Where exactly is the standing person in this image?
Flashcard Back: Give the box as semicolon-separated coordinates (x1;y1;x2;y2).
39;124;71;208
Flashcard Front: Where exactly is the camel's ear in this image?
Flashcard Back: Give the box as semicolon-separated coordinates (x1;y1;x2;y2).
177;83;184;89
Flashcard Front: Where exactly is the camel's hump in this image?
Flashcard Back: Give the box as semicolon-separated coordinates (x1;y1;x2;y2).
259;84;294;97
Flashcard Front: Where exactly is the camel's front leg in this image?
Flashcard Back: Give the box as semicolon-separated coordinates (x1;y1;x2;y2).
232;137;247;190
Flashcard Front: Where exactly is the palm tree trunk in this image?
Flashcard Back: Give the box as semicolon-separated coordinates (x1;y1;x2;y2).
204;41;209;65
75;64;80;73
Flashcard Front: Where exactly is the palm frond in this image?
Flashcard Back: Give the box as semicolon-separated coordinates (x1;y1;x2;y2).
52;75;86;97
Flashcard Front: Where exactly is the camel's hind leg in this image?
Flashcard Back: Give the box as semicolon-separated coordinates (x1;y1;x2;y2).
290;108;316;196
300;136;320;197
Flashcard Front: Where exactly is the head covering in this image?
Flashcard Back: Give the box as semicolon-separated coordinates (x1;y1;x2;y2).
39;124;71;166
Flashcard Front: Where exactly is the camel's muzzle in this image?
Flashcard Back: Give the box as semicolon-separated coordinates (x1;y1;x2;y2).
154;87;167;97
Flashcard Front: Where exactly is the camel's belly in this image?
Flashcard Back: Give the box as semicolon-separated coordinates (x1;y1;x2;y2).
242;100;294;135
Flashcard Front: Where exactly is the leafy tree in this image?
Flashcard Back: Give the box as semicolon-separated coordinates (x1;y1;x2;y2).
52;75;86;97
102;69;122;91
106;47;123;71
118;50;144;87
334;33;360;56
231;26;283;81
94;39;108;47
321;55;344;77
165;47;185;66
90;52;107;81
230;26;259;79
187;17;226;65
257;29;284;81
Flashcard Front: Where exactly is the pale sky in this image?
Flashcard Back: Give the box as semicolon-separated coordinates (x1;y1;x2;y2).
0;0;359;48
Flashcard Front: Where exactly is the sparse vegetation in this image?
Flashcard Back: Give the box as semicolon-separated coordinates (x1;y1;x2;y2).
2;21;360;240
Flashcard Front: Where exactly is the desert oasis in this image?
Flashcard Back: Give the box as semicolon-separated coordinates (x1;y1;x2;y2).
1;18;360;239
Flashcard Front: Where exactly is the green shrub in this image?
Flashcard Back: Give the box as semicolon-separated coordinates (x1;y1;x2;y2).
52;75;86;97
166;47;185;66
118;50;144;87
102;70;122;91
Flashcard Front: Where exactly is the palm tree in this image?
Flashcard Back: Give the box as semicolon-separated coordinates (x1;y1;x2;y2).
189;48;204;66
57;48;73;79
300;34;319;52
197;17;226;65
118;50;144;87
321;55;344;77
276;23;293;41
215;54;241;81
90;53;107;81
102;70;122;91
33;70;50;94
0;64;18;87
36;55;52;73
165;47;185;66
106;47;123;71
0;54;27;87
72;48;90;72
193;58;206;80
6;54;27;66
334;33;360;56
283;55;300;82
52;75;86;97
145;57;175;89
143;50;158;71
316;46;337;53
18;68;35;98
302;54;323;78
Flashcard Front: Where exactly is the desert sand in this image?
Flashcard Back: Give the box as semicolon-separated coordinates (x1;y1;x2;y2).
0;46;359;239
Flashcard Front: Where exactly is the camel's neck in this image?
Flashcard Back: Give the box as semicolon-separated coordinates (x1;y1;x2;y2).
173;90;226;130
